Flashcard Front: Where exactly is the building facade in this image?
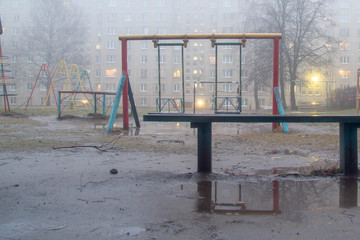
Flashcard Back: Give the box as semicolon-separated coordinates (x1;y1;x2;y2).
0;0;359;112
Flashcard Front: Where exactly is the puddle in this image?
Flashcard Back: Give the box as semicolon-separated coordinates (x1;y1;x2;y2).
178;176;359;221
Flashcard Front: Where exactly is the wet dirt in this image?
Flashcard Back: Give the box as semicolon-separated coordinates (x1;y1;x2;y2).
1;114;360;239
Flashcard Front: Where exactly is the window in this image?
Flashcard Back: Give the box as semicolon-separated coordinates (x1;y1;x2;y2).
223;70;233;78
10;84;17;91
142;0;148;7
27;83;33;91
224;13;233;21
241;70;248;78
108;27;117;35
106;41;117;49
108;13;117;21
173;70;181;78
340;56;350;64
125;14;132;22
96;56;101;64
157;27;167;34
258;84;265;92
340;28;350;37
11;55;17;63
40;83;47;91
222;84;233;92
340;42;350;50
209;84;214;93
224;0;233;8
108;0;118;7
157;13;166;21
339;15;350;22
210;70;215;78
140;83;147;92
173;56;180;64
140;98;147;106
173;84;180;92
125;0;131;7
223;55;233;63
41;97;46;105
222;45;233;49
11;69;16;77
106;55;116;63
141;41;147;49
158;0;165;7
242;98;248;107
141;69;147;78
96;70;101;77
13;14;19;23
339;70;350;78
106;69;117;77
156;55;166;63
210;0;217;8
259;99;265;107
141;56;147;63
242;84;248;92
10;97;16;105
339;0;350;8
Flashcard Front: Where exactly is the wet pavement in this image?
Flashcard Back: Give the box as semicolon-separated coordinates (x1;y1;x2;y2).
1;115;359;239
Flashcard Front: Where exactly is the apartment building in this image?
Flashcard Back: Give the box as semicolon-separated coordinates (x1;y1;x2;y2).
0;0;359;112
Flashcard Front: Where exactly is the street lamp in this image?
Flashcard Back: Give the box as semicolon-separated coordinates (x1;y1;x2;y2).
193;80;199;113
310;74;335;111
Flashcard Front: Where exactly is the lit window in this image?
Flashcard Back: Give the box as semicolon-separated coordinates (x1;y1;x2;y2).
339;70;350;78
173;70;181;78
106;69;117;77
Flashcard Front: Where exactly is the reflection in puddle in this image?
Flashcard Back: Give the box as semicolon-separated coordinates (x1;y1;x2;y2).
180;177;359;221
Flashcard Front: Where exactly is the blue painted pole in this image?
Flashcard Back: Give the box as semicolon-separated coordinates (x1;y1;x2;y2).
274;87;289;133
107;75;126;133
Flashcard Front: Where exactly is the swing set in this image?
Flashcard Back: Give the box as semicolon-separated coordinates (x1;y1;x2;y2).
118;33;281;128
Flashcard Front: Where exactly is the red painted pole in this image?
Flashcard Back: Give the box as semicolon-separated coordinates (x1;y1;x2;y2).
122;39;129;130
272;38;280;131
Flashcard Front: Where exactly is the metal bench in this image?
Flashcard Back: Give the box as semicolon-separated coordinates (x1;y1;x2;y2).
143;113;360;174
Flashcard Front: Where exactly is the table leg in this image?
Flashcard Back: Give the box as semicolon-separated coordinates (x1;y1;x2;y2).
339;123;358;174
191;122;212;173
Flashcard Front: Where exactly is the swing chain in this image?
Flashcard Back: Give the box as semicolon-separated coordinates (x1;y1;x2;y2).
210;34;216;48
241;36;246;47
183;38;189;48
152;37;159;48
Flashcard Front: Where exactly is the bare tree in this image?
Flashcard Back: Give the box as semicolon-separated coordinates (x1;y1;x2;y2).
251;0;335;110
18;0;89;105
245;40;274;110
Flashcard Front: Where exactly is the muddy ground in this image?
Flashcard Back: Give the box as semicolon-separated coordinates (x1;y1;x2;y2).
1;113;360;240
